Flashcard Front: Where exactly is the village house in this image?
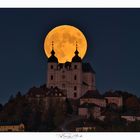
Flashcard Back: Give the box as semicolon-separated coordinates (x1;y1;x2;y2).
0;121;25;132
104;91;123;108
78;103;101;119
75;121;96;132
80;90;106;107
121;112;140;122
76;126;96;132
26;86;67;111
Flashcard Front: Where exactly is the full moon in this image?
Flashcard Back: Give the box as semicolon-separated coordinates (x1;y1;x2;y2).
44;25;87;63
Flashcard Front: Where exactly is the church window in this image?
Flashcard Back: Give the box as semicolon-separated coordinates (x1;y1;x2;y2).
74;75;77;80
51;65;53;69
74;65;77;69
74;92;77;97
51;75;53;80
74;86;77;90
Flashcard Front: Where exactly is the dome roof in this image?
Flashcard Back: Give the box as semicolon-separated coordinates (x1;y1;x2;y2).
72;47;81;62
48;47;58;63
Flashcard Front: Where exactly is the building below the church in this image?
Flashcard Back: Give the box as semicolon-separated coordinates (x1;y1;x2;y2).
0;121;25;132
104;91;123;108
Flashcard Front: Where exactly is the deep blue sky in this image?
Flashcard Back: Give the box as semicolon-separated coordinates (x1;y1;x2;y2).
0;8;140;104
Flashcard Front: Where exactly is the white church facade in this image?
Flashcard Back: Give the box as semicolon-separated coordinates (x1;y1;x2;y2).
47;46;96;99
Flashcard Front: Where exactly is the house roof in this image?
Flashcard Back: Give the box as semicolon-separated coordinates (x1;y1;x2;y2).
74;119;99;128
121;111;140;117
80;90;104;99
79;102;101;108
82;63;95;74
104;91;122;97
27;87;47;97
0;121;23;126
46;87;66;97
27;86;66;98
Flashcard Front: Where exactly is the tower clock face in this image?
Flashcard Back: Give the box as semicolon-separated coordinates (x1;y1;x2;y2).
44;25;87;63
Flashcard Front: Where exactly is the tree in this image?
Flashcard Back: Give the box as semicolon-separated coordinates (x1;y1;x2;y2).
46;98;55;131
16;91;22;98
125;96;140;111
53;101;65;127
8;95;14;102
65;98;73;114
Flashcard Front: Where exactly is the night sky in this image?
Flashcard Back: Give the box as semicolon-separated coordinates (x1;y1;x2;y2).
0;8;140;104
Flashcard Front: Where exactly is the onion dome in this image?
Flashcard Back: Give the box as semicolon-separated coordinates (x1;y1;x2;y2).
72;42;82;62
48;41;58;63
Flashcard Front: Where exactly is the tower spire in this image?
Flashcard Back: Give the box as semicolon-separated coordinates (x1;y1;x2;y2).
51;41;55;55
48;41;58;63
75;41;79;55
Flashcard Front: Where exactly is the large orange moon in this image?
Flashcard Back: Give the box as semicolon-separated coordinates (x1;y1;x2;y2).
44;25;87;63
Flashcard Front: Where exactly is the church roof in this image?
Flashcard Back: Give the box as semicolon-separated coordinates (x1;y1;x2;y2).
72;47;82;62
72;56;82;62
82;63;95;73
80;90;104;99
48;47;58;63
48;55;58;63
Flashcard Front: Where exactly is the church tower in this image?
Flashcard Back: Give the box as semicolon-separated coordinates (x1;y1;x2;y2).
47;41;58;88
70;42;83;99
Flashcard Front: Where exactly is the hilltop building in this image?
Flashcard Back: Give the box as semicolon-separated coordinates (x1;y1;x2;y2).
47;42;96;99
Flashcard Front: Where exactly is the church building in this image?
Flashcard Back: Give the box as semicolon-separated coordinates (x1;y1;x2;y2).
46;42;96;99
